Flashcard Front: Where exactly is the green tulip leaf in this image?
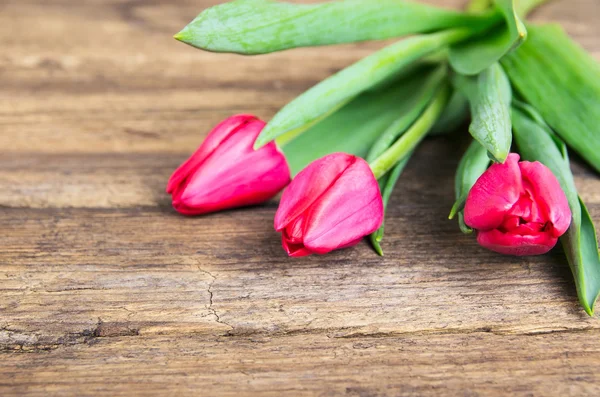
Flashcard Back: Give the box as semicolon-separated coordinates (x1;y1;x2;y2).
502;24;600;174
449;140;491;233
282;65;445;175
369;83;451;180
512;104;600;316
429;89;469;136
175;0;491;55
449;0;527;76
452;63;512;163
365;65;447;163
370;154;413;256
255;29;470;149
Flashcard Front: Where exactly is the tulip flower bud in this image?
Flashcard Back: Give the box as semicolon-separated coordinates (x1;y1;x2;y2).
274;153;384;257
464;153;572;256
167;114;291;215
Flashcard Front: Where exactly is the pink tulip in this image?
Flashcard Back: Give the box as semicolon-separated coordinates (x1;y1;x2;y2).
464;153;571;256
274;153;384;257
167;114;291;215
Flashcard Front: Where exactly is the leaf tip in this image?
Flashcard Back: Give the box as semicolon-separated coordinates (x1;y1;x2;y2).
488;150;509;164
253;137;266;150
449;206;458;220
373;242;384;257
173;28;191;44
370;234;384;256
449;197;466;220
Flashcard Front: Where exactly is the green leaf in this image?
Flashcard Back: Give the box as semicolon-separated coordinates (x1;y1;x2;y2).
449;0;527;75
370;154;413;256
370;83;451;179
449;140;491;233
255;30;471;149
282;65;445;175
512;105;600;316
429;89;469;136
502;23;600;173
365;65;447;163
175;0;492;55
575;201;600;316
453;63;512;162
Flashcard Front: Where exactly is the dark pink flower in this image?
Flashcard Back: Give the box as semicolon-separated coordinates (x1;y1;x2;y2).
464;153;571;256
167;114;290;215
274;153;384;257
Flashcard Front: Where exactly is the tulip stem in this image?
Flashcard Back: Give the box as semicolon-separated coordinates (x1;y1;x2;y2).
369;84;451;180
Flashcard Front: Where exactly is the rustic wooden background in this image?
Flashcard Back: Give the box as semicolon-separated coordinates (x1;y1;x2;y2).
1;0;599;395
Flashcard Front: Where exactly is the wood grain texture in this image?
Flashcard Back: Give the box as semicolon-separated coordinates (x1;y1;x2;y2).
1;0;599;396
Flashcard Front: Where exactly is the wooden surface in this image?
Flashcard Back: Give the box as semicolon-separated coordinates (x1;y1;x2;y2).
1;0;600;395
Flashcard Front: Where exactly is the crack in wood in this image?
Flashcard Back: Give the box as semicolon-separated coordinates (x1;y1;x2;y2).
195;263;235;333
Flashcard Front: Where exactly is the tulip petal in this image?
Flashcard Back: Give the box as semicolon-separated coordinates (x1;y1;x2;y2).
285;214;306;244
519;160;572;237
477;229;558;256
464;153;522;231
274;153;355;231
302;157;383;254
281;235;312;258
182;118;266;188
180;141;290;214
166;114;258;193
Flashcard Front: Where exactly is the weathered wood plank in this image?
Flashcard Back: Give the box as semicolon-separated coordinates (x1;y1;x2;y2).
2;197;599;341
1;332;600;396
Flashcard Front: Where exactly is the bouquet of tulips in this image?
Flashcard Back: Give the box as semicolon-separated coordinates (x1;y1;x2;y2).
167;0;600;315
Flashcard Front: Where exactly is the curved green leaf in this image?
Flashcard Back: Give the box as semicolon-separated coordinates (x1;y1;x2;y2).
502;24;600;173
282;66;445;175
175;0;491;55
255;30;469;148
449;140;491;233
453;63;512;162
577;202;600;316
512;105;600;316
449;0;527;75
365;66;447;162
429;89;469;136
369;83;451;180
